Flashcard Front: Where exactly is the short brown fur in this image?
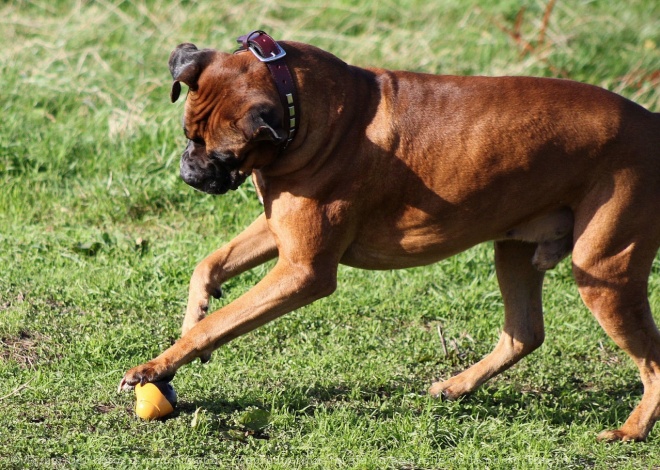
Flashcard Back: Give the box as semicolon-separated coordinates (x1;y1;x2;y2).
121;39;660;441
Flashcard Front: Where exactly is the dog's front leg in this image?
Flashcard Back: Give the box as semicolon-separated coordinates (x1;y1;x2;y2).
182;213;277;339
119;257;337;390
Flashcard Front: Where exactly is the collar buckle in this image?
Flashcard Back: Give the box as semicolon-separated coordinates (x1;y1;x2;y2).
248;44;286;62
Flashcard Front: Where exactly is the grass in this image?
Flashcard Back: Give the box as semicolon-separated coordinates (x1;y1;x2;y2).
1;0;659;467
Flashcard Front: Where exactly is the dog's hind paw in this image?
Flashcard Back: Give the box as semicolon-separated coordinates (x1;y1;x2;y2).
428;379;470;400
596;428;646;442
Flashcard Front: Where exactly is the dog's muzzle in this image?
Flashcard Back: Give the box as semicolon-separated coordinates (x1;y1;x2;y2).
179;148;248;195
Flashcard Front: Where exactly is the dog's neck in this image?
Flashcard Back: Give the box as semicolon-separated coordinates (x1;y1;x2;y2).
258;42;382;183
234;31;298;155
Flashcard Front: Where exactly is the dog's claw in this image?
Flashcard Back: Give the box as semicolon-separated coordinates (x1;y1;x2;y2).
441;389;456;401
428;389;451;400
118;377;133;393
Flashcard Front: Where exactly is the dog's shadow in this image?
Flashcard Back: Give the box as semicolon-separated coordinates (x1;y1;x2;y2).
172;379;641;446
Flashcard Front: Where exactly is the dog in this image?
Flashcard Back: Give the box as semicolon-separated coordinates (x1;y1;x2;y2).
120;31;660;441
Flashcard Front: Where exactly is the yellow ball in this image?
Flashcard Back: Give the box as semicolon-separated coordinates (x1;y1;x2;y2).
134;382;177;420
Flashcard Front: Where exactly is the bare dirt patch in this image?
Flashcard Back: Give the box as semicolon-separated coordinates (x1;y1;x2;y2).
0;330;52;368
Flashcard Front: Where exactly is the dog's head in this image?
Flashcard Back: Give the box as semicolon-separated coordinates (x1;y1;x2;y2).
169;43;286;195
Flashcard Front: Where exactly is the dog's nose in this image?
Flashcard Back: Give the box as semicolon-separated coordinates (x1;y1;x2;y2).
179;154;199;186
179;148;208;185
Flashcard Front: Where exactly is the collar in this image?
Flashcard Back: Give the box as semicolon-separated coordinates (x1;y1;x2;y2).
235;31;297;153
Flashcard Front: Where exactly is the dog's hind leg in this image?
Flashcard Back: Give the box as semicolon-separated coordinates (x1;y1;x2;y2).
429;240;545;398
572;200;660;441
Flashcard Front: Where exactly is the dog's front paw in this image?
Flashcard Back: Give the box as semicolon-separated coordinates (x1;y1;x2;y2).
118;361;174;392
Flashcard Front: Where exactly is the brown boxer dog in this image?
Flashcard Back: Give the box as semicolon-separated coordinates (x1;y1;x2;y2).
120;31;660;441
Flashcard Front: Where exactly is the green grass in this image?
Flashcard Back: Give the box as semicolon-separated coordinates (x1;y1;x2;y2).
1;0;659;468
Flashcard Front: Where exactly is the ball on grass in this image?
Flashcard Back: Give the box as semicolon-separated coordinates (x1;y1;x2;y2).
134;382;177;420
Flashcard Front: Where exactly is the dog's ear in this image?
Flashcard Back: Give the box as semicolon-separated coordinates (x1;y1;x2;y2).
251;119;286;143
169;43;216;103
240;107;286;144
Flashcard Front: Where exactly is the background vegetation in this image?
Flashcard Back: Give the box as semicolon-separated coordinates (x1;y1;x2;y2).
1;0;659;468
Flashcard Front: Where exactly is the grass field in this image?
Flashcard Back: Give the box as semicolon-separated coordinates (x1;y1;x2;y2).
1;0;659;468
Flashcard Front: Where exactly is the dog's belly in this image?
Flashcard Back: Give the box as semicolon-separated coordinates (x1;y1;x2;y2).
341;232;471;270
341;205;574;270
341;206;494;270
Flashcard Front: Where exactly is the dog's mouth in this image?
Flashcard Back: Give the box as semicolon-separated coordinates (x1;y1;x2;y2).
180;155;249;195
196;168;248;195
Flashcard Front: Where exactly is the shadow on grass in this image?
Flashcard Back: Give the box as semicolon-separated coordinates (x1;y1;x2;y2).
170;376;645;448
473;381;644;427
